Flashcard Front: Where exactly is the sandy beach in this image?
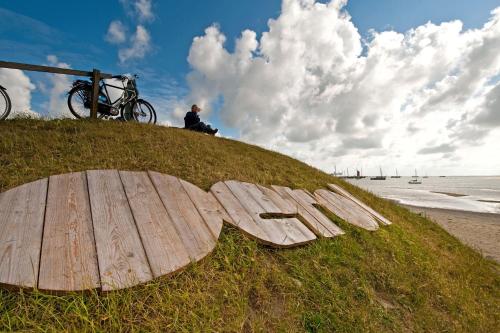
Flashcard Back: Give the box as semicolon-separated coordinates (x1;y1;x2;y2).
403;205;500;263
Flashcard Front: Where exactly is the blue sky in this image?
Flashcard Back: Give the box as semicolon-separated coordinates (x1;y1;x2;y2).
1;0;500;175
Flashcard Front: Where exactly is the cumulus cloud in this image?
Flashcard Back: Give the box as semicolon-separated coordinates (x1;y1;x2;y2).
119;0;154;22
0;68;37;118
106;20;127;44
184;0;500;175
42;55;73;118
118;25;151;63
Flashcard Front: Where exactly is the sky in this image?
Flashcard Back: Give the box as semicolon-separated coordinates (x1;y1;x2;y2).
0;0;499;176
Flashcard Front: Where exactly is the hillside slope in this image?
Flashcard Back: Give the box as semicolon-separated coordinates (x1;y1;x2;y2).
0;119;498;332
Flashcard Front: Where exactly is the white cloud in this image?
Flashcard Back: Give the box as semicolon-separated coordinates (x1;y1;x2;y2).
119;0;154;22
184;0;500;175
118;25;151;63
106;20;127;44
44;55;73;118
0;68;38;118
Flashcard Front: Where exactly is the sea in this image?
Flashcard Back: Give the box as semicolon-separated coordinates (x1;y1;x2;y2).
346;176;500;214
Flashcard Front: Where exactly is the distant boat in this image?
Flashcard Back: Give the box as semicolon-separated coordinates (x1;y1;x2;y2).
391;169;401;179
409;169;422;184
423;172;429;179
371;167;387;180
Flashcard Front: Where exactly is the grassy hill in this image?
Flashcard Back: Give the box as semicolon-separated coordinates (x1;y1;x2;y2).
0;119;498;332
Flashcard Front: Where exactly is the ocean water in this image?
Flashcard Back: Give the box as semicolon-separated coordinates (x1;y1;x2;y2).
346;176;500;214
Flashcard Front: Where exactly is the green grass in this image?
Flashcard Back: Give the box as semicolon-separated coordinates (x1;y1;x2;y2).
0;119;498;332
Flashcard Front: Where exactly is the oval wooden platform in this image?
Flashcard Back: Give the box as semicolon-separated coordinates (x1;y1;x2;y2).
0;171;225;293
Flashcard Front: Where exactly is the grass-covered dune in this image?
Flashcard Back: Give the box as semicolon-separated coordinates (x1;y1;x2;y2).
0;119;498;332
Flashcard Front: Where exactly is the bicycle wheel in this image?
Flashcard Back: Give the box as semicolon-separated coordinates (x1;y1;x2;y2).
67;85;92;118
123;99;156;124
0;88;12;121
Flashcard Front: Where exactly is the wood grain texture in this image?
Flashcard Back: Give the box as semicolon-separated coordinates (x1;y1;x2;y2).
272;185;344;238
38;172;100;292
327;184;391;225
120;171;190;278
315;189;379;231
214;181;316;247
0;178;47;288
87;170;152;291
149;172;216;261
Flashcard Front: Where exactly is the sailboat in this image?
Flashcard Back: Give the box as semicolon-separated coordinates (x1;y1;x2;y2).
409;169;422;184
391;169;401;179
370;167;386;180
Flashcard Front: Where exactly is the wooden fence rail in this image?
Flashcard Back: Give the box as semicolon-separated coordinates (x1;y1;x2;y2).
0;60;114;119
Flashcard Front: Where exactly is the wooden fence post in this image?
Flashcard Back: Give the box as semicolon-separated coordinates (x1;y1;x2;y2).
90;69;100;119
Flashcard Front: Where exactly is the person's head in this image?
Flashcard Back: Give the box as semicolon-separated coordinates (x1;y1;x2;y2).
191;104;201;113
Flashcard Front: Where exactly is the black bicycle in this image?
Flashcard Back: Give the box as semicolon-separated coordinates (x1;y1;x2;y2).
0;85;12;120
68;74;156;124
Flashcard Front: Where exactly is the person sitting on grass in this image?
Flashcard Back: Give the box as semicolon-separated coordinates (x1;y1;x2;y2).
184;104;218;135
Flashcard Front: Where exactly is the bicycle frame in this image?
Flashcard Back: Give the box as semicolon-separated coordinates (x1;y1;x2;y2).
98;78;137;109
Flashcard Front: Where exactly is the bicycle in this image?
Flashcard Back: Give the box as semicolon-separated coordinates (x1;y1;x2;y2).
67;74;156;124
0;84;12;120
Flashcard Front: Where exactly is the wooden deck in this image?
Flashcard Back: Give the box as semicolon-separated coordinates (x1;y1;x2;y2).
0;171;391;293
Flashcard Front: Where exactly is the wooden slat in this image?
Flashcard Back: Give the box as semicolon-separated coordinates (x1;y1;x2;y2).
149;172;216;261
315;190;379;231
0;179;47;288
242;183;313;241
180;179;227;239
256;184;297;215
272;186;344;238
210;182;269;241
87;170;152;291
222;181;316;247
120;171;190;278
327;184;391;225
38;173;100;292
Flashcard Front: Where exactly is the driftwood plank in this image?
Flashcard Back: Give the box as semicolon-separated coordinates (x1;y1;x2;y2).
272;186;344;238
38;172;100;292
315;190;379;231
87;170;152;291
120;171;190;278
327;184;391;225
0;179;47;288
149;172;216;261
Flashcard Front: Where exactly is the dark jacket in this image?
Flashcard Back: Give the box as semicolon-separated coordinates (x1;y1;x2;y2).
184;111;201;128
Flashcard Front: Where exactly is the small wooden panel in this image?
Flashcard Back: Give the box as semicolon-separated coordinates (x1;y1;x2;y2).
315;190;379;231
87;170;153;291
327;184;391;225
38;172;100;292
149;172;216;261
0;179;47;289
180;179;226;239
272;186;344;238
219;181;316;247
120;171;190;278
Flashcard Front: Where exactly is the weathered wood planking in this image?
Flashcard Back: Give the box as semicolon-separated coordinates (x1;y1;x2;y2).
87;170;153;291
0;179;47;288
315;190;379;231
38;172;100;292
272;186;344;238
149;172;217;261
212;181;316;247
327;184;391;225
120;171;190;278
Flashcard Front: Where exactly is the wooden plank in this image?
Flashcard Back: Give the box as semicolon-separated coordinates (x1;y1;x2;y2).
180;179;226;239
149;172;216;261
315;189;379;231
256;184;297;215
327;184;391;225
0;178;47;288
272;185;344;238
87;170;152;291
210;182;269;241
120;171;190;278
38;172;100;292
0;60;113;78
224;181;316;247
